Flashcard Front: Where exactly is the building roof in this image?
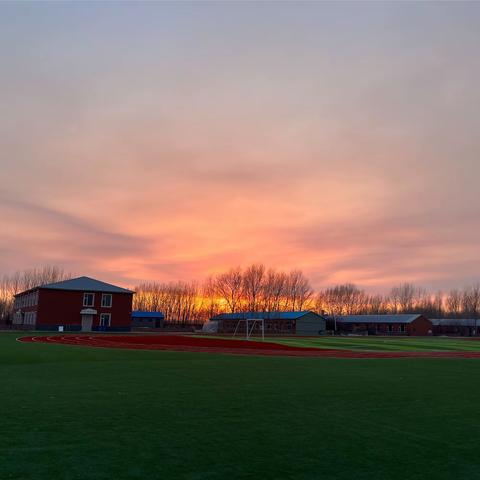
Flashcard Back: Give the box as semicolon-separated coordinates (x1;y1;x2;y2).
38;276;134;294
211;311;322;321
132;311;165;319
338;314;425;324
430;318;479;327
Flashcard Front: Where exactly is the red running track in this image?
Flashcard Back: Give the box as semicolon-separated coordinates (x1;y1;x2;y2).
17;334;480;358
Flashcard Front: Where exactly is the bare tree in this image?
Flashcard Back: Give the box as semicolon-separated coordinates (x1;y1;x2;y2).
201;276;222;320
20;266;71;290
133;281;200;323
316;284;368;316
366;294;388;314
446;289;462;318
431;291;444;318
242;264;265;312
214;267;244;313
284;270;313;311
389;283;426;313
261;269;287;312
462;284;480;319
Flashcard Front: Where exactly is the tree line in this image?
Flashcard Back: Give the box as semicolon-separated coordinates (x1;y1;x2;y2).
133;265;314;323
133;266;480;322
1;264;479;323
315;283;480;319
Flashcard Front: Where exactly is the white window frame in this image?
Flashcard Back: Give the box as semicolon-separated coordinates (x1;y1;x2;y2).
101;293;112;308
24;311;36;325
83;292;95;307
100;313;111;327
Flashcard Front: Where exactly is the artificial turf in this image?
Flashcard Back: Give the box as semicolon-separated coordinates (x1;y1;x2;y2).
268;335;480;352
2;333;480;480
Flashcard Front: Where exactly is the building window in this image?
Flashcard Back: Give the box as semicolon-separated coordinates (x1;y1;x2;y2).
100;313;111;327
400;324;405;333
83;293;95;307
388;325;393;333
101;294;112;308
23;311;37;325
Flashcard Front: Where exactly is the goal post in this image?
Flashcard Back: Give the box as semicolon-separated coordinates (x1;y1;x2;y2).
232;318;265;341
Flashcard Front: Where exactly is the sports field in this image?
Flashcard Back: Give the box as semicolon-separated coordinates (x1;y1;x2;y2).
270;335;480;351
3;333;480;479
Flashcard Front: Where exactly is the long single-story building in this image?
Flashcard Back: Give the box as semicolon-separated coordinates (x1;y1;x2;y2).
13;276;134;332
132;310;165;329
336;314;433;336
431;318;480;336
211;311;326;335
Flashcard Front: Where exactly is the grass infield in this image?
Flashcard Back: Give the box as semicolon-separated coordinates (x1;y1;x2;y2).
268;335;480;351
2;333;480;479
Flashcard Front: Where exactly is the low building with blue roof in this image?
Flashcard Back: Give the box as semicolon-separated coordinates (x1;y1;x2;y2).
337;314;433;336
211;311;326;335
131;311;165;329
431;318;480;336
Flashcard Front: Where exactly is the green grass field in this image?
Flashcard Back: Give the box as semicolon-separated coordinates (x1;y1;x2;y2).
3;333;480;480
268;335;480;351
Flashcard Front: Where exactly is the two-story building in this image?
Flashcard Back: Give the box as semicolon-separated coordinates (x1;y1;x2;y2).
13;276;134;332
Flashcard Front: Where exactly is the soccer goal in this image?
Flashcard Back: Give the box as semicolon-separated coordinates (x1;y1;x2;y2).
232;318;265;341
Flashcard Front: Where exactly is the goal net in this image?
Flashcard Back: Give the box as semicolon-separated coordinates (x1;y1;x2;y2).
232;318;265;341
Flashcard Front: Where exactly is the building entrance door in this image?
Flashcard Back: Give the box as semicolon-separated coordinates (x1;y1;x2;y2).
81;314;93;332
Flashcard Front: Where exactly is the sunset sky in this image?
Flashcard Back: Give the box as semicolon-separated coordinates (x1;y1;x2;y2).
1;2;479;291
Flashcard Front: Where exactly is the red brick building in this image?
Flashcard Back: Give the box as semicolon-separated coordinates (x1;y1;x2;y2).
337;314;433;336
13;276;134;332
431;318;480;336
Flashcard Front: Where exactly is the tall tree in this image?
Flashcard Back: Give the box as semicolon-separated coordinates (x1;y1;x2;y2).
261;269;287;312
214;267;244;313
316;284;367;316
389;283;426;313
285;270;314;311
462;284;480;318
242;264;265;312
446;289;462;318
